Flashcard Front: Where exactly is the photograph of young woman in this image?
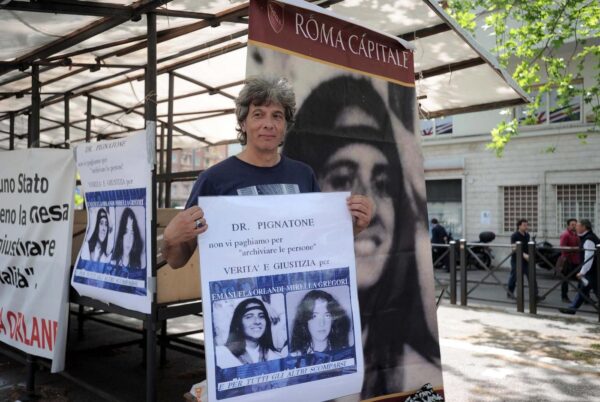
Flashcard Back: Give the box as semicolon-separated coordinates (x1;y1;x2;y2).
215;297;284;368
86;207;112;263
290;289;351;355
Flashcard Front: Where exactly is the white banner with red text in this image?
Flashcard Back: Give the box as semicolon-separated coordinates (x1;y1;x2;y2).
0;149;75;372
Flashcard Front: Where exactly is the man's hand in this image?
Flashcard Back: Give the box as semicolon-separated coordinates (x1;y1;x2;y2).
576;272;583;280
162;206;208;268
347;195;373;237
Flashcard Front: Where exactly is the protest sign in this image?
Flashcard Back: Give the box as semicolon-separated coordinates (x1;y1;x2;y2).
198;192;363;402
71;131;152;313
248;0;444;399
0;149;75;372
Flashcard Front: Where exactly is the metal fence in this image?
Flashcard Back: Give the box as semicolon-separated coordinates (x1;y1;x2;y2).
432;240;600;322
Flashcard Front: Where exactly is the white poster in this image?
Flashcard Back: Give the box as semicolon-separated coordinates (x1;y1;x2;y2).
197;192;363;402
481;210;491;225
0;149;75;372
71;131;153;313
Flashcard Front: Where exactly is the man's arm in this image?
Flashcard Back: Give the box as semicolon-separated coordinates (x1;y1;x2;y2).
347;195;373;236
162;206;208;268
578;239;595;277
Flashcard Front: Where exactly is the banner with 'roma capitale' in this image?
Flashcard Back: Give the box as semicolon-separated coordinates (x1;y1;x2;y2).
247;0;444;399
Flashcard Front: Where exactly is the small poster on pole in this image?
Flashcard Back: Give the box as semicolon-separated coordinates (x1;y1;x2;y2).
71;131;153;313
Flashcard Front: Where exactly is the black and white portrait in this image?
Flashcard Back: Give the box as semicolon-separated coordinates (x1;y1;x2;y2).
213;295;288;369
248;45;443;398
286;287;353;356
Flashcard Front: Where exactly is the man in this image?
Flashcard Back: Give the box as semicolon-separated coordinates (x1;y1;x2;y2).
430;218;449;270
558;218;580;303
162;77;373;268
559;219;599;315
507;219;543;301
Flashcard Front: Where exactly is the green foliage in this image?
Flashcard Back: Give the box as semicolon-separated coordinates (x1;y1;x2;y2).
447;0;600;155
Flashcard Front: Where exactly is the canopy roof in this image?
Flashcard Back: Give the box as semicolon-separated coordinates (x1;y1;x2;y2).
0;0;528;149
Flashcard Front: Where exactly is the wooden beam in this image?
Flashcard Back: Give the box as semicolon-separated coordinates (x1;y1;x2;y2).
172;72;236;100
416;57;485;80
97;2;250;60
1;1;132;18
399;23;452;41
424;98;526;119
0;0;174;76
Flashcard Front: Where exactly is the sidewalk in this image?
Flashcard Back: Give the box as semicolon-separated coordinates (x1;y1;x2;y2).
1;303;599;401
438;303;600;401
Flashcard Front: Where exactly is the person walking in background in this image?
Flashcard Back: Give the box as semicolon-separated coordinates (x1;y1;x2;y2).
507;219;544;301
560;219;599;315
558;218;580;303
430;218;449;271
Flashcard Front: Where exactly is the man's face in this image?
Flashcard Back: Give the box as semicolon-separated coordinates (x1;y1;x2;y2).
519;221;528;232
241;103;286;154
576;222;586;235
568;220;577;232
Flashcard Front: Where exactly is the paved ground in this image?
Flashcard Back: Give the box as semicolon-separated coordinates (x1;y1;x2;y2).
1;280;599;401
438;304;600;401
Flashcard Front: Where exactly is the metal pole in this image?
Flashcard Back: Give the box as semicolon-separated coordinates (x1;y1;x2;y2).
24;64;41;400
449;241;456;305
516;242;524;313
85;96;92;142
596;245;600;323
158;124;165;207
460;239;467;306
9;112;14;150
26;354;36;399
160;320;168;367
165;72;174;207
528;241;537;314
77;305;85;341
64;95;70;149
146;11;158;402
30;64;40;148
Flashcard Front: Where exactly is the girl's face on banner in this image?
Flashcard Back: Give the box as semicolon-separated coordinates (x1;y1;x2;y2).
99;217;108;242
308;298;332;343
123;217;134;257
242;304;266;341
321;143;394;289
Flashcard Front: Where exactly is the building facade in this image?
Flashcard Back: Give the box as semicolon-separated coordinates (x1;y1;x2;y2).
421;35;600;248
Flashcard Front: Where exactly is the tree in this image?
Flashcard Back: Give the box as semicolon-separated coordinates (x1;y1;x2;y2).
447;0;600;155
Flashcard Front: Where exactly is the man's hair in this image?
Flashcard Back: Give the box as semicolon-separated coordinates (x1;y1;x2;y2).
579;219;593;231
516;218;528;228
566;218;577;226
431;218;439;224
235;77;296;145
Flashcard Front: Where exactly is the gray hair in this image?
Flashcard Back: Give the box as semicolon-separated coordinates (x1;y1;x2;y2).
579;218;593;231
235;77;296;145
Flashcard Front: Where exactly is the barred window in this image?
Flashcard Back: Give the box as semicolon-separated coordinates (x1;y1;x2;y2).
556;184;598;233
503;186;539;233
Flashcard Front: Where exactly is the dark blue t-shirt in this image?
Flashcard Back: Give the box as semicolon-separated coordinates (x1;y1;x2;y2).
185;155;320;208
